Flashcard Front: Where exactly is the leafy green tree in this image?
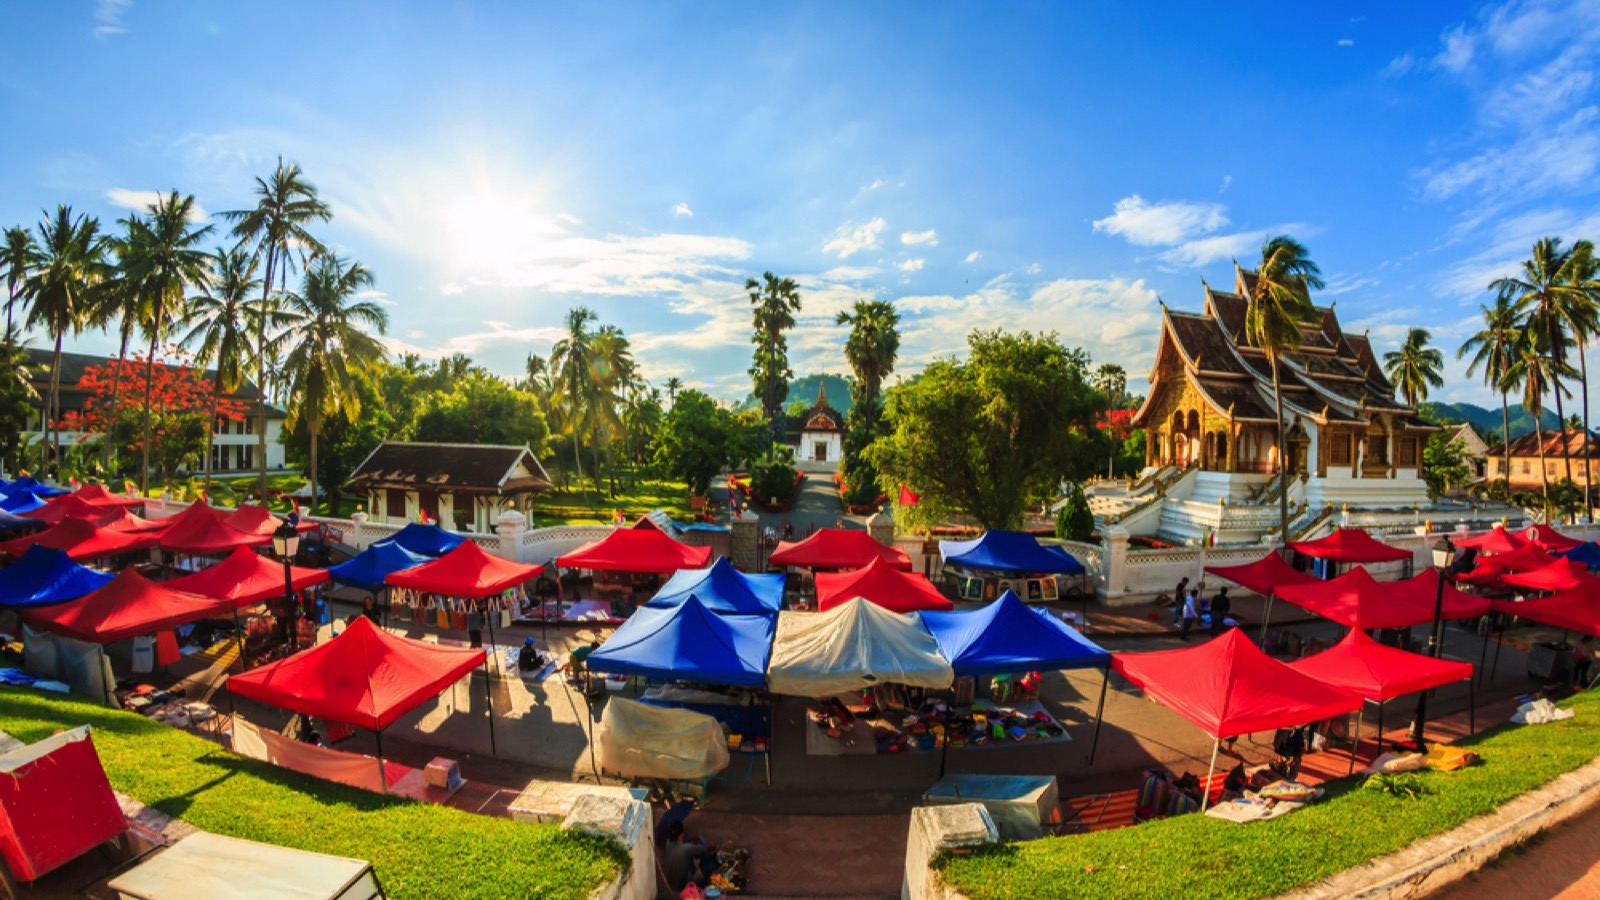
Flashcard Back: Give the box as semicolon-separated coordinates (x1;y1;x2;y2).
835;299;900;404
282;367;393;515
1420;433;1470;499
749;458;799;508
24;206;109;474
1560;241;1600;514
1244;235;1322;546
1055;483;1094;542
276;257;389;514
1;226;39;340
0;338;37;474
1459;293;1530;484
655;389;734;496
551;306;598;494
223;158;333;498
664;376;682;406
866;330;1104;531
412;370;549;450
1505;338;1575;519
747;272;801;441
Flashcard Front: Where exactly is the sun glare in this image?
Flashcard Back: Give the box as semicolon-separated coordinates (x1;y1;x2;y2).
439;189;561;281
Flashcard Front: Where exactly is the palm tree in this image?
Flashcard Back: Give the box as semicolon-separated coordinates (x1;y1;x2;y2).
1382;328;1445;409
589;324;638;495
747;272;802;442
1094;363;1128;478
1243;235;1323;547
180;245;262;488
24;206;109;475
223;159;332;498
664;376;682;406
119;192;214;493
551;306;598;496
276;257;389;514
1506;341;1570;520
1492;238;1589;508
1;226;40;340
1459;293;1530;485
834;299;901;404
1561;240;1600;517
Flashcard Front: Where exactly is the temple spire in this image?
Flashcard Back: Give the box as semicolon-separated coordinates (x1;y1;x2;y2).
816;378;828;409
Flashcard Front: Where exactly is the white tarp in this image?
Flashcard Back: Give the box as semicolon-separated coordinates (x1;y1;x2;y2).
596;697;730;780
766;598;955;697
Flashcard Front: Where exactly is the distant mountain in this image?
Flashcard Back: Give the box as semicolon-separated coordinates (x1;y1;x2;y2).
739;373;854;416
1422;401;1560;443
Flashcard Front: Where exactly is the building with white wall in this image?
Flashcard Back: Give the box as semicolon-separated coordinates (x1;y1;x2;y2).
344;442;552;532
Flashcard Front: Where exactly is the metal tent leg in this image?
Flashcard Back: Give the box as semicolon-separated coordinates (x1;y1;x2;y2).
1200;738;1220;813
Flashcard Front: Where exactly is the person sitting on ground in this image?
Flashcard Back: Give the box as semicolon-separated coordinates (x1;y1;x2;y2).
1209;586;1231;638
659;821;716;897
1573;635;1594;688
518;637;543;671
1179;589;1200;638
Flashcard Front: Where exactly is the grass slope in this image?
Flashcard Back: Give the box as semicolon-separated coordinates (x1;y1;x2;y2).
939;688;1600;900
0;688;624;900
529;478;697;525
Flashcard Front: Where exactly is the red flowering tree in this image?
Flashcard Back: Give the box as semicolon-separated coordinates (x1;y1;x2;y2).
60;348;248;478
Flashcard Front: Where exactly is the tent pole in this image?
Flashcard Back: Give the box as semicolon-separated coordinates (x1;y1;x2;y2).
376;729;387;793
482;646;498;758
1259;594;1276;650
1478;621;1490;686
1348;705;1365;776
99;643;113;707
1469;677;1476;738
1087;665;1110;766
1377;700;1385;756
1200;738;1219;813
1492;619;1505;681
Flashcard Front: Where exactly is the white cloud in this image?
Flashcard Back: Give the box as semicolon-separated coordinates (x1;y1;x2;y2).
1337;38;1355;47
900;229;939;246
93;0;130;37
861;178;885;192
1381;53;1417;78
1320;274;1380;297
1092;195;1229;246
1421;106;1600;201
672;202;693;217
1433;23;1477;73
899;258;925;272
439;283;464;296
1159;228;1279;268
383;320;567;361
822;216;887;259
354;289;395;306
104;187;209;221
964;251;981;263
1218;175;1232;193
1024;263;1042;275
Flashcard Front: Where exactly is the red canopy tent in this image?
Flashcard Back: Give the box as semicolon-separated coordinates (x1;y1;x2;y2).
22;568;234;643
555;527;712;574
0;517;160;562
815;557;953;613
164;546;331;609
94;508;171;534
1291;629;1473;701
1273;567;1490;630
1500;558;1596;594
21;493;118;525
227;503;317;536
1454;562;1508;589
1471;543;1555;572
1491;584;1600;638
630;516;662;532
768;528;912;571
1517;524;1584;553
1205;552;1317;597
72;484;144;510
387;541;544;597
1289;529;1411;564
160;507;273;556
1112;630;1363;807
1453;526;1527;555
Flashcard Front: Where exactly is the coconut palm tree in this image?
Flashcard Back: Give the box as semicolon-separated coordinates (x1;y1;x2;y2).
664;376;682;406
223;159;332;498
1492;238;1590;506
835;299;901;405
1;226;40;340
276;257;389;514
589;324;638;495
1506;341;1570;520
1093;363;1128;478
747;272;802;441
180;245;263;487
1561;240;1600;517
1459;293;1530;485
1382;328;1445;409
118;192;214;494
24;206;109;475
551;306;598;496
1243;235;1323;546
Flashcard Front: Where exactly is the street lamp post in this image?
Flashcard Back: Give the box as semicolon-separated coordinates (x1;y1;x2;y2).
273;520;302;649
1409;536;1456;750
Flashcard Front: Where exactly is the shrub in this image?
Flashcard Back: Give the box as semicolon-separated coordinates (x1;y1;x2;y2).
1055;483;1094;542
750;460;799;507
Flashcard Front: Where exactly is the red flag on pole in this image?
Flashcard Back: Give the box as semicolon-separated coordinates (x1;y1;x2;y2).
899;484;920;506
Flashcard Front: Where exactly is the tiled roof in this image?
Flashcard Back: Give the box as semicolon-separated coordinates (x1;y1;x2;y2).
346;442;552;492
1487;429;1600;460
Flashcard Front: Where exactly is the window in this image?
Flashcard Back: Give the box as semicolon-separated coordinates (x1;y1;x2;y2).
1522;461;1531;475
240;444;254;470
244;416;256;435
1397;437;1418;467
1365;434;1389;467
386;490;408;519
419;491;440;523
1329;434;1352;467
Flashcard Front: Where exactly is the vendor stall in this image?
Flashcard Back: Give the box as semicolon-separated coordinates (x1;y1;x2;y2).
158;501;274;560
587;596;774;688
1517;524;1583;553
165;546;332;663
72;483;145;510
1560;542;1600;571
1272;567;1490;631
938;530;1084;602
769;528;912;572
767;598;953;696
1289;528;1412;579
816;558;952;613
1205;551;1320;645
0;545;113;609
1454;525;1527;555
370;522;465;557
20;492;122;525
0;516;160;562
1291;629;1474;755
1500;557;1595;594
384;542;544;648
647;557;784;616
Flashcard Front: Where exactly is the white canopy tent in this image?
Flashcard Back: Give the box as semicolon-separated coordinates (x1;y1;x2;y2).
766;597;955;696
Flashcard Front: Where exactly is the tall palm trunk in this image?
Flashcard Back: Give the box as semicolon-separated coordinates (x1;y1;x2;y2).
255;243;278;501
568;387;586;498
203;372;221;488
48;337;63;477
1552;373;1575;521
1580;337;1593;521
1271;353;1290;546
1500;392;1512;489
1537;427;1552;521
102;329;132;472
309;418;320;516
140;332;159;495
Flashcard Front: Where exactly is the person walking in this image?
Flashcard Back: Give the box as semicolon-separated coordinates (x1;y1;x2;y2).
1179;589;1200;639
1209;587;1232;638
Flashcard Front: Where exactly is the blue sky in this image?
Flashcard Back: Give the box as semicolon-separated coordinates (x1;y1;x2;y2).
3;2;1599;408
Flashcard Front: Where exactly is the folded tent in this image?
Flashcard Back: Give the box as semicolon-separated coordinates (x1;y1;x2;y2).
769;528;912;572
370;522;465;557
0;546;114;609
816;557;953;613
163;545;331;609
22;568;235;643
766;597;954;696
556;526;713;575
647;557;784;616
939;531;1085;575
0;517;160;562
1273;567;1490;630
1499;557;1595;593
1289;528;1411;564
328;541;430;593
586;595;773;687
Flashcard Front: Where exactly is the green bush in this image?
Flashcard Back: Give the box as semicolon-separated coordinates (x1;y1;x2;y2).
1055;483;1094;542
750;459;799;507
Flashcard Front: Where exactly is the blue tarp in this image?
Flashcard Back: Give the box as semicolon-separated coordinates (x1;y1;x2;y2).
940;531;1085;575
371;523;466;557
920;590;1109;676
1;477;69;498
648;558;784;616
0;490;48;513
587;595;774;687
328;541;430;592
0;545;115;609
1561;542;1600;570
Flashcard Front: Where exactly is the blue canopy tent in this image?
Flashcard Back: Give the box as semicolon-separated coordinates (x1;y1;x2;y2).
370;523;466;558
0;545;114;609
940;531;1085;574
1;477;69;499
0;490;48;514
920;589;1113;764
586;595;773;688
647;558;784;616
1561;542;1600;571
329;541;430;593
0;508;40;532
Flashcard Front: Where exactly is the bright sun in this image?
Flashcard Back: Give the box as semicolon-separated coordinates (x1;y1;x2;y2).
439;189;560;280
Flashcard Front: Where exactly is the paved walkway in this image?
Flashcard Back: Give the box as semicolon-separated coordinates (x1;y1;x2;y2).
1435;800;1600;900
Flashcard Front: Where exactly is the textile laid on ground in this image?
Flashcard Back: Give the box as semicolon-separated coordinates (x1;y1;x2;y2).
163;546;331;609
769;528;912;571
227;616;486;730
816;558;953;614
385;541;543;598
586;595;773;687
1288;629;1472;701
1112;629;1364;740
595;697;730;780
919;590;1109;676
940;531;1085;574
1511;698;1574;725
22;569;234;643
1273;567;1489;630
1289;528;1411;564
0;545;113;609
556;526;712;574
767;598;954;696
648;557;784;616
1205;552;1319;596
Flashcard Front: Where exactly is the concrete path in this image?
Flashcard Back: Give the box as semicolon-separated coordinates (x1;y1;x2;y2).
1436;801;1600;900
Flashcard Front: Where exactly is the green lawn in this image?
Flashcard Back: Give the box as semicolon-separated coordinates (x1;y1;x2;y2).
528;477;698;525
0;688;624;900
939;688;1600;900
